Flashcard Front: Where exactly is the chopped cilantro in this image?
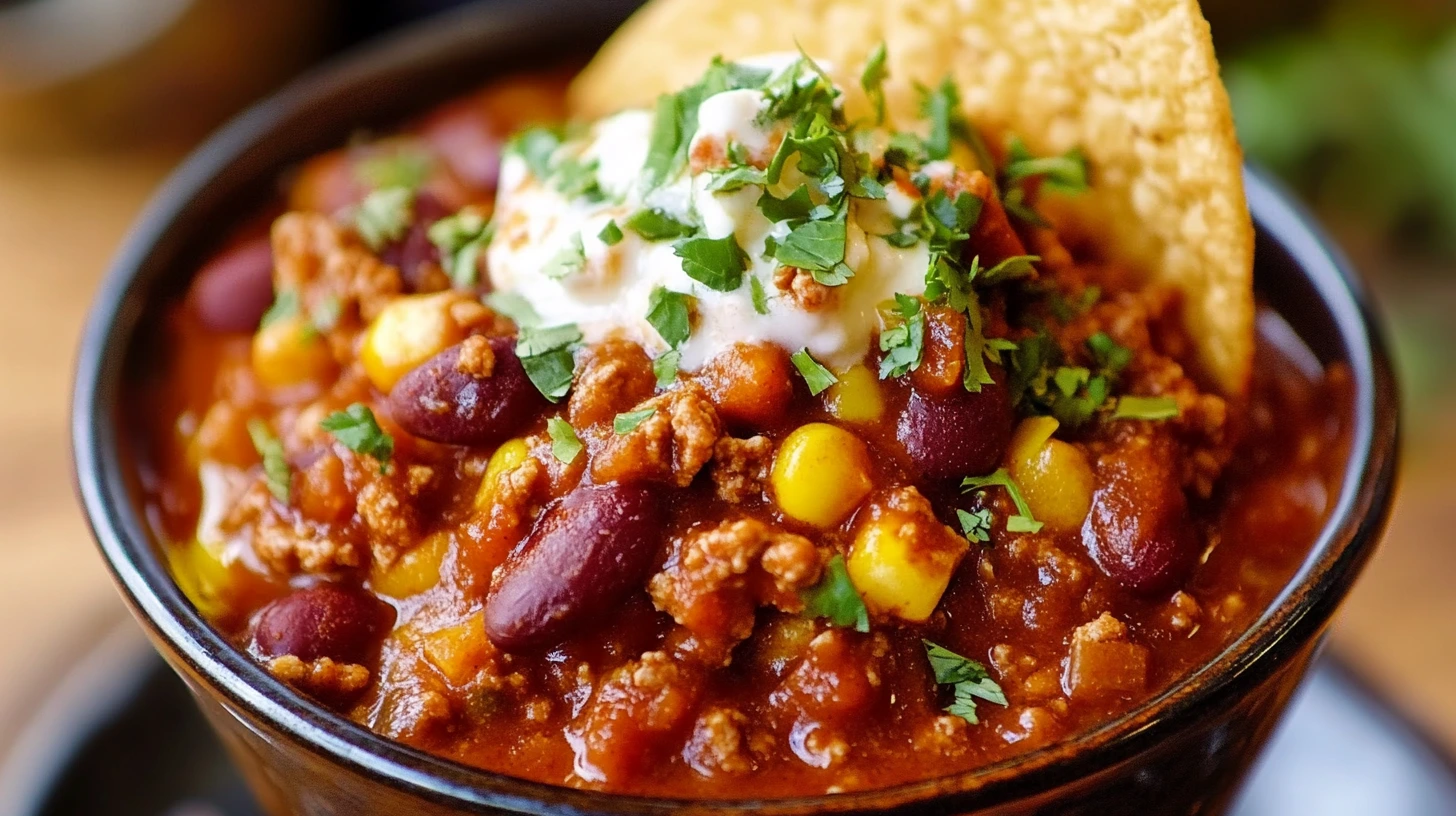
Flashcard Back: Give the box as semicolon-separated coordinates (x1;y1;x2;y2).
624;208;697;241
652;348;681;388
757;186;817;223
320;403;393;473
516;323;581;402
916;76;996;178
961;469;1043;534
551;154;605;202
613;408;657;435
428;209;492;287
923;640;1007;725
773;218;853;285
1047;285;1101;323
598;219;623;246
504;126;564;180
790;348;838;395
354;187;414;251
878;294;925;379
1004;136;1090;194
485;291;541;328
543;233;586;280
884;131;930;170
546;417;583;464
861;42;889;125
978;255;1040;286
957;508;993;543
1001;186;1049;227
246;419;290;503
355;148;432;191
646;286;692;348
801;554;870;633
1087;331;1132;377
259;290;300;329
674;234;748;291
1112;395;1180;421
641;57;770;193
749;275;770;315
706;164;767;192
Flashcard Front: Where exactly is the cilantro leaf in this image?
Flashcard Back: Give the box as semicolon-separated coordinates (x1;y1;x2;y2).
772;218;850;283
641;58;770;193
801;554;870;632
957;508;993;543
1004;136;1089;194
485;291;541;328
516;324;581;402
543;233;586;280
674;234;749;292
961;468;1043;533
428;209;492;287
614;408;657;435
653;348;681;388
1112;395;1180;421
790;348;838;395
546;417;583;464
246;419;291;503
878;294;925;379
916;76;996;179
354;187;414;251
551;155;604;202
646;286;692;347
923;640;1007;725
978;255;1040;286
504;126;564;180
598;219;623;246
861;42;889;125
706;164;767;193
320;403;393;473
1087;332;1132;378
624;208;697;241
757;185;817;223
749;275;770;315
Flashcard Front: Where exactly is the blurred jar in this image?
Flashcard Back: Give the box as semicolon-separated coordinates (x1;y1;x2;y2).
0;0;331;151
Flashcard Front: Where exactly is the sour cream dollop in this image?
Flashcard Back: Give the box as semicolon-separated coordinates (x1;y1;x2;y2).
486;57;931;372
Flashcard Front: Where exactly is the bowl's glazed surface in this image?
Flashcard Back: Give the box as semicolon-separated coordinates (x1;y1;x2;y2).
72;2;1398;813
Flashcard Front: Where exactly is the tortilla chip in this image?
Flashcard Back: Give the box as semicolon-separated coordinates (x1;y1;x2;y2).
570;0;1253;395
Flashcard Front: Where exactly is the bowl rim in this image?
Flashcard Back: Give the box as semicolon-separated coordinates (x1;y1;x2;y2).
71;2;1401;813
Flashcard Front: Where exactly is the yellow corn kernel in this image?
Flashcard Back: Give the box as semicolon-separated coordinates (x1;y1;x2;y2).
824;364;884;424
360;292;466;392
1007;417;1095;532
847;514;967;622
251;315;336;388
166;539;234;621
474;438;531;511
422;611;492;685
371;532;449;598
771;423;873;528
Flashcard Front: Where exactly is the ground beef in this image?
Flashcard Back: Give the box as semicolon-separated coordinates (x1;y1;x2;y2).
590;384;722;487
711;435;773;504
649;518;824;652
685;707;754;776
454;334;496;378
271;212;404;323
772;266;835;311
568;339;657;428
267;654;371;698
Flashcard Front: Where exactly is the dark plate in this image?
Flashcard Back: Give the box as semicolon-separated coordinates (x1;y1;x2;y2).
1;623;1452;816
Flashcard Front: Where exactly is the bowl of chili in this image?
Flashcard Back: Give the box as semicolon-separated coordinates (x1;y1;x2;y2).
72;1;1399;813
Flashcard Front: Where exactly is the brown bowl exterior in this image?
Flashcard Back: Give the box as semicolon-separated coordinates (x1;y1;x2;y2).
72;2;1399;814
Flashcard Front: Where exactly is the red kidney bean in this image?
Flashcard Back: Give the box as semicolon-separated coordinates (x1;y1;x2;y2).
896;377;1014;481
485;484;662;652
390;333;544;442
380;192;448;291
251;584;394;664
1081;439;1200;595
188;236;274;332
388;336;544;446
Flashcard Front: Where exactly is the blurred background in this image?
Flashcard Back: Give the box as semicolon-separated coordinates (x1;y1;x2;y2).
0;0;1451;803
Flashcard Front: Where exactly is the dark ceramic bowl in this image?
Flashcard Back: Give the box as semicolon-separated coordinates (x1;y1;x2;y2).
71;1;1400;813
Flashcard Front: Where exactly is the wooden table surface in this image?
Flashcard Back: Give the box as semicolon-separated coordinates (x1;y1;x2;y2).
0;147;1451;766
